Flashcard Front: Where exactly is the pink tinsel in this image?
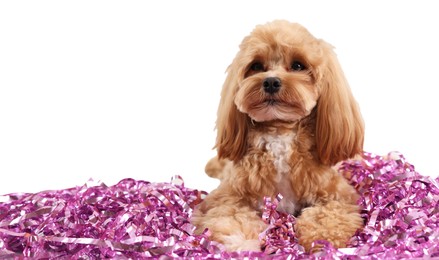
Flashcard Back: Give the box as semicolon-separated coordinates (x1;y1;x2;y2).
1;152;438;259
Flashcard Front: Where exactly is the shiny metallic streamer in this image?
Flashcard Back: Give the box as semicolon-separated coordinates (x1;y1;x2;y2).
1;152;438;259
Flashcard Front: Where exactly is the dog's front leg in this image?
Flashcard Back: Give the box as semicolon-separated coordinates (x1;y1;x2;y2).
191;187;267;252
295;171;363;251
295;200;363;251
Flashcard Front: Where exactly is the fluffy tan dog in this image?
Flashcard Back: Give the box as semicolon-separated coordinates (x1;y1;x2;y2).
191;20;364;252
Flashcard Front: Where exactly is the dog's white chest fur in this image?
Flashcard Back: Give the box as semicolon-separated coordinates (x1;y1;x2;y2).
255;132;298;215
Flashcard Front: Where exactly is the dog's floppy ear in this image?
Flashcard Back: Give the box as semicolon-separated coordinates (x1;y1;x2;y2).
215;61;250;162
315;42;364;166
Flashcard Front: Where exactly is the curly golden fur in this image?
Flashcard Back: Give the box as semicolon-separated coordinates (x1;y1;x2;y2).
191;20;364;252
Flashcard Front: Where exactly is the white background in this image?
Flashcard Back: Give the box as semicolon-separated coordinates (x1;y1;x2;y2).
1;1;438;195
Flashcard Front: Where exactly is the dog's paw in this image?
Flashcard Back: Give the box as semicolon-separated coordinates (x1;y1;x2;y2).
221;234;262;252
295;201;363;251
235;239;262;252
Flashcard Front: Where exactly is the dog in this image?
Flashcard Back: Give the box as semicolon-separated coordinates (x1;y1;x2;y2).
191;20;364;252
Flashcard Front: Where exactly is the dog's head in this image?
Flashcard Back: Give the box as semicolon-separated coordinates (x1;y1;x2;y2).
215;20;364;166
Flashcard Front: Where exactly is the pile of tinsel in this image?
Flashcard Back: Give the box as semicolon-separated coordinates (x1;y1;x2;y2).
0;152;438;259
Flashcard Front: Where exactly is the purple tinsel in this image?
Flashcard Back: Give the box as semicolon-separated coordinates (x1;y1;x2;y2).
0;152;438;259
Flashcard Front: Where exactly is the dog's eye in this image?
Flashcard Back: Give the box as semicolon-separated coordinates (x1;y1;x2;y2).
291;61;306;71
250;62;264;72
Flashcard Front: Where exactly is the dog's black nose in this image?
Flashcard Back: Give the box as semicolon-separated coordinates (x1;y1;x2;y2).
263;77;281;94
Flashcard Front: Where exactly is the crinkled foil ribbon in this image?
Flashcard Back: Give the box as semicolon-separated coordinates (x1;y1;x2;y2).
1;152;438;259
